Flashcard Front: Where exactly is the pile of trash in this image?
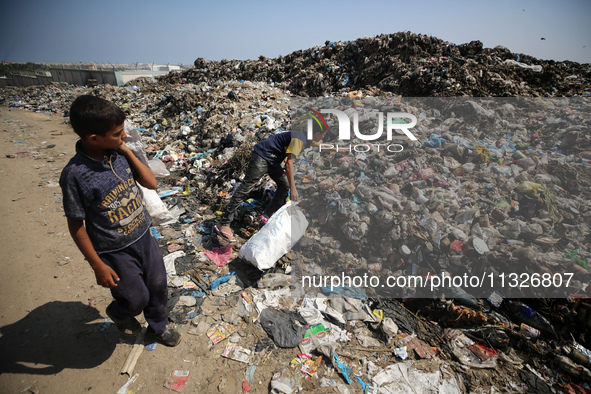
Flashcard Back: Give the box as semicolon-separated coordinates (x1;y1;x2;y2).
162;32;591;97
2;32;591;393
290;96;591;299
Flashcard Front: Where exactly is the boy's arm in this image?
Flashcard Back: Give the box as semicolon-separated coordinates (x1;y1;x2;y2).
285;153;299;202
117;142;157;189
67;218;120;288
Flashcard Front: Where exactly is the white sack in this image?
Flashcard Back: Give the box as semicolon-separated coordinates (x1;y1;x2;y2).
239;201;308;270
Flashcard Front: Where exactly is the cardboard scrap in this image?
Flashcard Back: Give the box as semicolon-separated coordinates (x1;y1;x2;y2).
468;343;497;362
117;373;146;394
206;322;237;345
222;342;252;363
395;333;437;359
299;323;329;353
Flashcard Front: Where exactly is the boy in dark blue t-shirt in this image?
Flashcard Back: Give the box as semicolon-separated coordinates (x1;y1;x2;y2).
60;95;180;346
216;128;326;243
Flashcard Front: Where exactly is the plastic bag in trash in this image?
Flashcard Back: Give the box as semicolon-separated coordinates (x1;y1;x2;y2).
239;201;308;270
123;120;150;167
515;181;543;196
138;184;174;226
148;159;170;177
260;308;308;348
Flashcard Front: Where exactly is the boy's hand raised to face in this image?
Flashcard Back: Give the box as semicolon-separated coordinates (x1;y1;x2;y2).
117;140;131;155
94;264;120;288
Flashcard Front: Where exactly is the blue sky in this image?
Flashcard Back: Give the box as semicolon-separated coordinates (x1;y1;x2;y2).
1;0;590;65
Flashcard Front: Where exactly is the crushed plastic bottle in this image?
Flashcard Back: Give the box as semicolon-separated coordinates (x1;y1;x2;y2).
506;300;556;337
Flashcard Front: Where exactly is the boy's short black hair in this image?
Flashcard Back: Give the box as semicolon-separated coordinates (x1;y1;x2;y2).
69;95;126;138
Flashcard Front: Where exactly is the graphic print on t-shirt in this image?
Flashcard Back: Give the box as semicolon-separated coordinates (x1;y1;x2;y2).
98;178;147;236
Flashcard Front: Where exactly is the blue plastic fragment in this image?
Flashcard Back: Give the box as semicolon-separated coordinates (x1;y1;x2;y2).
185;311;199;320
159;188;182;198
321;286;368;301
198;222;214;234
186;289;206;298
245;365;256;383
100;318;112;332
355;376;369;391
241;200;260;210
333;353;352;384
150;227;162;239
210;272;237;290
422;134;446;148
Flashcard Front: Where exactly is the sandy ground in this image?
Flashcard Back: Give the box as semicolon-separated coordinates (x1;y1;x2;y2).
0;107;307;394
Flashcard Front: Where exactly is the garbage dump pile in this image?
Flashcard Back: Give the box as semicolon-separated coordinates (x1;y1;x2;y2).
291;96;591;298
2;32;591;393
162;31;591;97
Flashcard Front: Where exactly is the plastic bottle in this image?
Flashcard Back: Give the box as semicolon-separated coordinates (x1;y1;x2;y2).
506;300;556;337
503;239;525;247
555;355;591;381
412;187;428;204
571;264;591;280
411;180;427;189
520;323;540;339
567;347;591;368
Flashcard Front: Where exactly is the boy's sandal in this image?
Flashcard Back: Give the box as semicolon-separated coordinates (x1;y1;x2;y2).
214;224;236;243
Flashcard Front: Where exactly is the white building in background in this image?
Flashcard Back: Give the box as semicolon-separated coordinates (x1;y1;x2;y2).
150;64;181;72
0;63;184;88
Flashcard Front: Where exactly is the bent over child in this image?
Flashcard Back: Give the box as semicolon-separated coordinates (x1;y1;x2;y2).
59;95;180;346
215;127;327;243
